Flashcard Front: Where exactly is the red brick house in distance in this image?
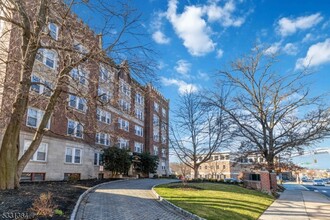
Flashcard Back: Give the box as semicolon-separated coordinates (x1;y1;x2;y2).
0;1;170;181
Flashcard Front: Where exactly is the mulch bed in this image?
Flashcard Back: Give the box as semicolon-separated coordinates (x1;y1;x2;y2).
0;179;118;220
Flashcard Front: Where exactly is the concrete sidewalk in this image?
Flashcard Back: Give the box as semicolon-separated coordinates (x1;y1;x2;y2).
259;184;330;220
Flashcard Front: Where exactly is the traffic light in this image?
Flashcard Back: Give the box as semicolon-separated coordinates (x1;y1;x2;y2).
314;159;317;163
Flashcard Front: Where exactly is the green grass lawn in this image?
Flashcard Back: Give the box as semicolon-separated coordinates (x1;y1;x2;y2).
155;182;274;220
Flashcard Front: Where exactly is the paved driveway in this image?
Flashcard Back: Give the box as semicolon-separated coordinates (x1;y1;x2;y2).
75;179;189;220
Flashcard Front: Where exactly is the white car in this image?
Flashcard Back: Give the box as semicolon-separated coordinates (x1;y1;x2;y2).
313;179;325;186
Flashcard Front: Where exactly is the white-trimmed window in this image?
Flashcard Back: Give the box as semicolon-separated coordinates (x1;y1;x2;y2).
162;148;166;157
70;68;87;85
135;93;144;105
118;138;129;149
119;99;130;112
65;147;82;164
134;125;143;137
48;23;58;40
135;109;144;121
31;75;53;96
96;108;111;124
24;140;48;162
99;65;112;82
153;146;158;156
162;108;166;118
118;118;129;131
98;87;111;103
153;114;159;127
134;142;143;153
69;94;87;112
74;42;88;55
153;130;159;142
94;152;102;166
36;49;57;69
67;119;83;138
95;132;110;146
26;107;50;129
154;102;159;112
120;80;131;97
161;160;166;170
161;133;167;144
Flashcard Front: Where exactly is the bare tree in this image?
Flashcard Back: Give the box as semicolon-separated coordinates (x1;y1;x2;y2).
206;47;330;171
170;162;191;177
170;91;231;179
0;0;156;189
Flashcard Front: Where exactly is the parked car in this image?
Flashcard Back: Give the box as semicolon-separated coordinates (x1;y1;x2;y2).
224;178;243;183
321;178;330;184
313;179;325;186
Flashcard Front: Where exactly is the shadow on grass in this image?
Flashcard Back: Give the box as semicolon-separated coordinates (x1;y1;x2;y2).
156;182;275;220
159;182;273;198
166;196;272;208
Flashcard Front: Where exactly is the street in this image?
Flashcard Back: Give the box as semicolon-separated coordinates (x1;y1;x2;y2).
303;183;330;198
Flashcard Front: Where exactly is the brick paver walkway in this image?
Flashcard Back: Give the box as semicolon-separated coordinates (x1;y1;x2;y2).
75;179;189;220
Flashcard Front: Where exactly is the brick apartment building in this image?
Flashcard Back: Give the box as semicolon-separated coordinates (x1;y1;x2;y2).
0;1;169;181
195;152;266;179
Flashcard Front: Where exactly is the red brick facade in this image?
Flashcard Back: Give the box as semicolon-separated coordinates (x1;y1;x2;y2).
0;1;170;180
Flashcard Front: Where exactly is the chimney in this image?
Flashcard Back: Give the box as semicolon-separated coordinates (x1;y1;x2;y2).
97;34;102;49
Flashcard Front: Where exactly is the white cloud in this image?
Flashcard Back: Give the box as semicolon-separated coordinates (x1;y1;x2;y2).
296;38;330;69
157;60;167;70
197;71;210;81
216;49;224;58
302;33;314;43
152;31;170;44
204;0;245;27
175;59;191;75
161;77;198;94
283;43;298;56
277;13;323;37
167;0;215;56
264;42;281;55
151;12;171;45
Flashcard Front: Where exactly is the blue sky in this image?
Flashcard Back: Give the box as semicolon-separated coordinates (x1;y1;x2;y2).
76;1;330;155
131;0;330;149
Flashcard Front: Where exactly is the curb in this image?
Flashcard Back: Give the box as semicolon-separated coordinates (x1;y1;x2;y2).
70;179;126;220
151;182;206;220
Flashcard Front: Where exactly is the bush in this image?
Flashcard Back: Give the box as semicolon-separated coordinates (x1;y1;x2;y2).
54;209;64;216
169;174;177;179
189;178;204;183
30;192;57;217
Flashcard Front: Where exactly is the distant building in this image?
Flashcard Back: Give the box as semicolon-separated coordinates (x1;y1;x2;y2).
193;152;266;179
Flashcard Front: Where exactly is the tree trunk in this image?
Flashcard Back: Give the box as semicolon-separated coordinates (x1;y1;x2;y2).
0;134;20;189
266;155;275;172
0;0;47;189
193;166;199;179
